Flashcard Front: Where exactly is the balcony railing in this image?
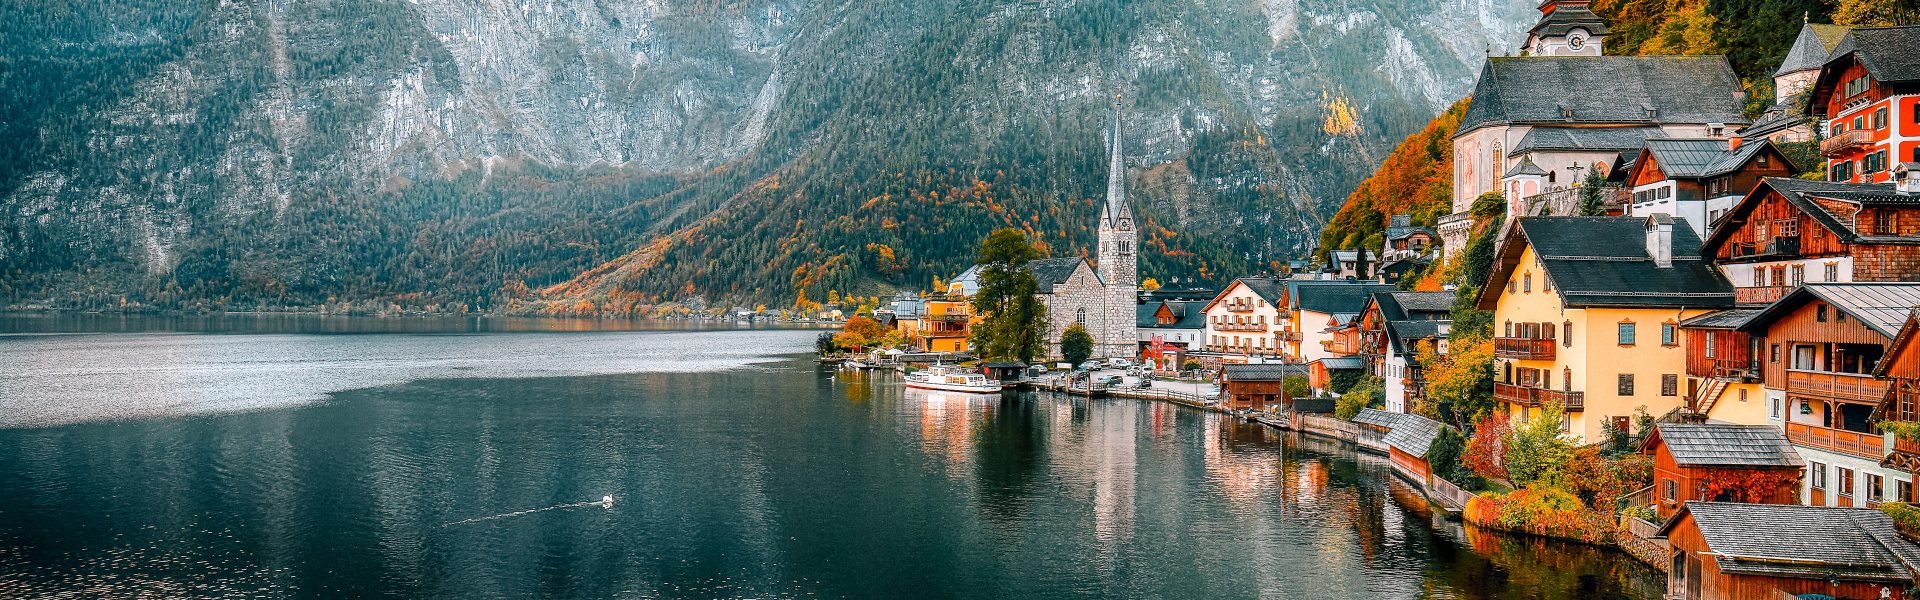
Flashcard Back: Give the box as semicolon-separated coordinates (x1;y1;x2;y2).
1786;421;1886;460
1213;322;1268;332
1786;369;1889;405
1688;356;1760;381
1278;331;1301;342
1494;337;1557;360
1729;237;1801;260
1735;285;1793;304
1898;434;1920;457
1224;301;1257;313
1822;129;1874;156
1493;383;1585;412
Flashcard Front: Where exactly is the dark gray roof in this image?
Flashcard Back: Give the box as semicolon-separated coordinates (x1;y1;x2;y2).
1481;217;1734;309
1510;127;1664;156
1658;503;1919;582
1385;320;1449;355
1137;300;1207;330
1649;423;1803;468
1503;156;1550;177
1314;356;1364;370
1831;26;1920;84
1351;408;1397;428
1639;138;1744;178
1296;283;1396;315
1738;103;1809;138
1528;4;1608;38
1233;277;1288;305
1025;257;1093;293
1351;409;1446;457
1221;363;1299;381
1706;178;1917;250
1743;283;1920;338
1386;225;1436;241
1368;290;1455;321
1458;56;1748;136
1679;307;1762;329
1774;23;1850;76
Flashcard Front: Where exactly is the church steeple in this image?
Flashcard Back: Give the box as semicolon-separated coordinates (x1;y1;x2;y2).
1097;95;1137;290
1523;0;1608;56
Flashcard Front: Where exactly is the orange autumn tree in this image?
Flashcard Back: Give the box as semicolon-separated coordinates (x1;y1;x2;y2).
1698;470;1802;504
1318;98;1468;252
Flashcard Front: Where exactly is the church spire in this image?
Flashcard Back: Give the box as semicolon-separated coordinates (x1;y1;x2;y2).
1104;94;1132;227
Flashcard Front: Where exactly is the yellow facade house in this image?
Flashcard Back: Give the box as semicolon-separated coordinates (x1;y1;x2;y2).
918;296;977;353
1476;215;1735;442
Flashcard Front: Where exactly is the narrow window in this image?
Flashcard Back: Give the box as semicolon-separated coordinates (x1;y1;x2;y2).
1662;374;1678;396
1618;374;1635;396
1663;479;1677;501
1811;462;1826;490
1662;322;1677;346
1839;468;1856;498
1523;273;1532;293
1817;304;1829;322
1705;332;1716;358
1563;321;1574;347
1618;322;1636;346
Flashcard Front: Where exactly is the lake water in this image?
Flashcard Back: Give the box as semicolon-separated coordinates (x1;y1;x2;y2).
0;316;1663;598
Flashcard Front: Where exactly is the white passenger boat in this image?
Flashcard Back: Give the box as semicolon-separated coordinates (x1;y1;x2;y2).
904;365;1004;393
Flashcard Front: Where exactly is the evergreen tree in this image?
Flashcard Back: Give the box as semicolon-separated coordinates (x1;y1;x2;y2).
970;229;1049;362
1576;168;1609;216
1061;323;1094;366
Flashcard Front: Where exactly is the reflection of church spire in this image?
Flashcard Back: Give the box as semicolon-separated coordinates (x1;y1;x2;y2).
1104;95;1133;228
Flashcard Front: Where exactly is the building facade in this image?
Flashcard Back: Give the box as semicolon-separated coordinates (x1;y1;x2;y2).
1808;26;1920;184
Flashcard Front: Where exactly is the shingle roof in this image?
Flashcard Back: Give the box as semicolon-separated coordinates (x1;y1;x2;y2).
1313;356;1364;370
1351;408;1397;428
1504;156;1550;178
1774;23;1850;76
1351;409;1446;457
1679;307;1762;329
1638;138;1727;177
1648;423;1803;468
1510;127;1664;156
1221;363;1299;382
1137;300;1207;330
1830;25;1920;84
1458;56;1748;136
1385;320;1449;354
1391;291;1456;315
1738;103;1808;138
1025;257;1094;293
1236;277;1288;305
1297;283;1397;315
1742;283;1920;338
1385;225;1436;241
1480;216;1734;309
1657;503;1920;583
1528;4;1608;38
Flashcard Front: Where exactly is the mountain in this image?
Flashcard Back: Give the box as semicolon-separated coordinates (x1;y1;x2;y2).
0;0;1533;312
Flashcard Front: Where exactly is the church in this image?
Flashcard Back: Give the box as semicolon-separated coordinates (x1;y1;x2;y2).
952;100;1139;359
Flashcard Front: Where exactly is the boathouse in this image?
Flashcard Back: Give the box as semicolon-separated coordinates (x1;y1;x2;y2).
1641;423;1803;520
1219;363;1295;411
1656;502;1920;600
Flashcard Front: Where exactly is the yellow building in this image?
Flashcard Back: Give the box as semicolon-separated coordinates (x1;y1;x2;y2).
1477;215;1735;442
917;296;976;353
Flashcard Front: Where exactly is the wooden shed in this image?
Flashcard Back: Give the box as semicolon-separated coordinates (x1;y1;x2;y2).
1656;502;1920;600
1642;423;1805;520
1219;363;1296;411
1350;408;1445;482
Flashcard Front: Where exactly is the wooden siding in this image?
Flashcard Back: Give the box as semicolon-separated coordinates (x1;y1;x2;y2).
1664;511;1903;600
1389;446;1431;483
1757;300;1892;387
1647;434;1799;520
1685;328;1757;380
1222;379;1285;411
1713;189;1850;263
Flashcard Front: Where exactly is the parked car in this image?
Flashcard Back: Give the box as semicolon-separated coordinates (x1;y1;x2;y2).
1028;364;1049;374
1079;360;1103;371
1097;374;1124;386
1107;358;1133;369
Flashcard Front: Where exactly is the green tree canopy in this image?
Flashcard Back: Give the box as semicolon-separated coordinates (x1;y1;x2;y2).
970;229;1049;362
1060;323;1094;366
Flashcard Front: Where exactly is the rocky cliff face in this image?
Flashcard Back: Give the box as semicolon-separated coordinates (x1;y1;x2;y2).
0;0;1532;309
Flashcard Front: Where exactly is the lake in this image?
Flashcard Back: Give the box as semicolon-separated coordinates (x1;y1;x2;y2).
0;315;1662;598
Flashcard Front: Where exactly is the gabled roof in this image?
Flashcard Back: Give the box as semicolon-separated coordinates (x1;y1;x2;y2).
1312;356;1365;371
1385;225;1436;241
1830;25;1920;84
1703;178;1918;252
1204;277;1288;313
1296;283;1396;315
1738;103;1809;138
1385;320;1449;355
1655;503;1920;583
1351;408;1397;428
1738;283;1920;338
1025;257;1096;293
1478;216;1734;310
1458;56;1748;136
1774;22;1850;77
1221;363;1299;382
1678;307;1762;330
1634;138;1789;183
1875;310;1920;378
1510;127;1664;156
1504;156;1550;178
1365;290;1455;322
1137;300;1207;330
1351;408;1446;457
1643;423;1803;468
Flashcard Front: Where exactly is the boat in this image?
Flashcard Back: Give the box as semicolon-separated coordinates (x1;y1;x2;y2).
904;365;1004;393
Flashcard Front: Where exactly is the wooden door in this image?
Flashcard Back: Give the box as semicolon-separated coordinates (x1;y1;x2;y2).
1686;554;1703;599
1670;553;1687;599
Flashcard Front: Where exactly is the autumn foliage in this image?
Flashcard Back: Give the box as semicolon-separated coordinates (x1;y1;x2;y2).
1463;412;1512;482
1697;470;1801;504
1317;98;1468;252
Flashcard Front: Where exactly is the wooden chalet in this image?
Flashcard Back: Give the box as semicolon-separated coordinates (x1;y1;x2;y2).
1805;25;1920;185
1641;423;1803;520
1657;502;1920;600
1738;283;1920;507
1701;177;1920;306
1678;308;1765;423
1218;363;1299;411
1873;310;1920;501
1624;138;1796;238
1308;356;1363;395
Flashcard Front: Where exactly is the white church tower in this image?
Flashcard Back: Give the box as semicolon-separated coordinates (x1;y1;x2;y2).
1096;96;1139;358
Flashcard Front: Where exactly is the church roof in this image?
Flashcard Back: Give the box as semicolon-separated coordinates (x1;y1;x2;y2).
1774;22;1850;77
1504;156;1549;178
1102;98;1134;227
1510;126;1663;156
1457;56;1747;136
1528;4;1609;38
1025;257;1095;294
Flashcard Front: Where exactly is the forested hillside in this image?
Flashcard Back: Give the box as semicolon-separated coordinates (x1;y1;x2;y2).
1316;99;1465;253
0;0;1536;312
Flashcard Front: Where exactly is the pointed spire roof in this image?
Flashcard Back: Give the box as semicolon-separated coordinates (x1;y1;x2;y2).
1774;22;1849;77
1104;95;1132;227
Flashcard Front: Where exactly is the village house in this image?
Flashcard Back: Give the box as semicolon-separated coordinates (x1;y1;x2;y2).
1622;137;1797;236
1479;215;1734;443
914;294;975;353
1640;423;1802;521
1438;0;1749;255
1358;291;1454;413
1677;308;1768;425
1137;294;1207;370
1701;175;1920;306
1657;502;1920;600
1873;310;1920;503
1351;408;1448;484
1807;25;1920;184
1293;281;1396;365
1738;21;1849;144
1218;363;1298;412
1201;277;1289;363
1736;283;1920;507
1380;215;1437;262
1322;250;1379;280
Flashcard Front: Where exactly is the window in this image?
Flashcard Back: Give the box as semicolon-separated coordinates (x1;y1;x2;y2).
1826;262;1840;282
1772;266;1786;287
1618;322;1636;346
1523;273;1532;293
1705;332;1716;358
1855;115;1867;131
1845;75;1869;97
1543;275;1552;293
1903;480;1915;503
1869;473;1886;503
1834;161;1855;182
1791;264;1805;286
1839;468;1856;498
1771;344;1781;363
1661;322;1677;346
1754;220;1768;239
1508;279;1516;294
1663;478;1677;501
1564;321;1574;347
1661;374;1678;396
1874;107;1889;129
1817;304;1829;322
1753;269;1767;287
1619;373;1635;396
1811;462;1827;490
1505;321;1513;337
1772;396;1782;418
1739;388;1748;403
1076;307;1087;326
1759;153;1770;168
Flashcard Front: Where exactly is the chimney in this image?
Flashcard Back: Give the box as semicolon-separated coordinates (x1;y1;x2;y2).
1898;163;1920;196
1645;214;1674;268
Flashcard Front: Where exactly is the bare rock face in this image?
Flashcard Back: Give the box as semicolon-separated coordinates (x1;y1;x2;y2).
0;0;1531;309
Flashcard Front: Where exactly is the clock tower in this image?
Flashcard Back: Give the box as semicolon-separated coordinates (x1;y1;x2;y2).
1523;0;1608;57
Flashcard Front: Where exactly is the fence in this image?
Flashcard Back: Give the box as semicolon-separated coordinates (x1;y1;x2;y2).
1427;476;1474;511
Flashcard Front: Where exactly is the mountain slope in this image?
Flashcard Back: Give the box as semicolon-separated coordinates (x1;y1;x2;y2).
0;0;1533;311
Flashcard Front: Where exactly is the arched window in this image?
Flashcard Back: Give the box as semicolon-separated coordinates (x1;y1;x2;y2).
1076;308;1087;326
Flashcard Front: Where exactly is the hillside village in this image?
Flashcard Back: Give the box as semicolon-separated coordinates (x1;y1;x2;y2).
830;3;1920;598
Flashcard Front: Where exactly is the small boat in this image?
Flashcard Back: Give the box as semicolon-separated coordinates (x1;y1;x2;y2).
904;365;1004;393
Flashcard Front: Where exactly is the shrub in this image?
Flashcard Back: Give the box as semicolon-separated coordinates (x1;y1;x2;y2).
1881;502;1920;541
1505;401;1573;487
1464;413;1512;482
1283;375;1311;399
1336;376;1384;419
1465;486;1616;545
1558;446;1654;512
1429;426;1468;482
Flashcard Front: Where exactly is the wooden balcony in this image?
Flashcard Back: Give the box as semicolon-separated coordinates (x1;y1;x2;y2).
1493;382;1585;412
1786;421;1886;460
1687;356;1760;381
1735;285;1793;305
1822;129;1874;156
1786;369;1889;405
1897;434;1920;457
1729;237;1801;260
1224;301;1257;313
1213;322;1268;332
1494;337;1556;360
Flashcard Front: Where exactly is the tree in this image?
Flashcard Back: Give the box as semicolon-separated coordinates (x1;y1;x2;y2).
1350;242;1370;279
1506;401;1575;487
1141;278;1161;290
1284;375;1311;399
815;331;838;355
1834;0;1920;26
1576;167;1610;216
1061;324;1094;366
1336;376;1383;419
969;229;1049;362
1429;426;1469;483
1464;412;1513;482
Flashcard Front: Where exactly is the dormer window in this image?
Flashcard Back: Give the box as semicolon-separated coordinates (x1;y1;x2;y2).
1643;104;1658;120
